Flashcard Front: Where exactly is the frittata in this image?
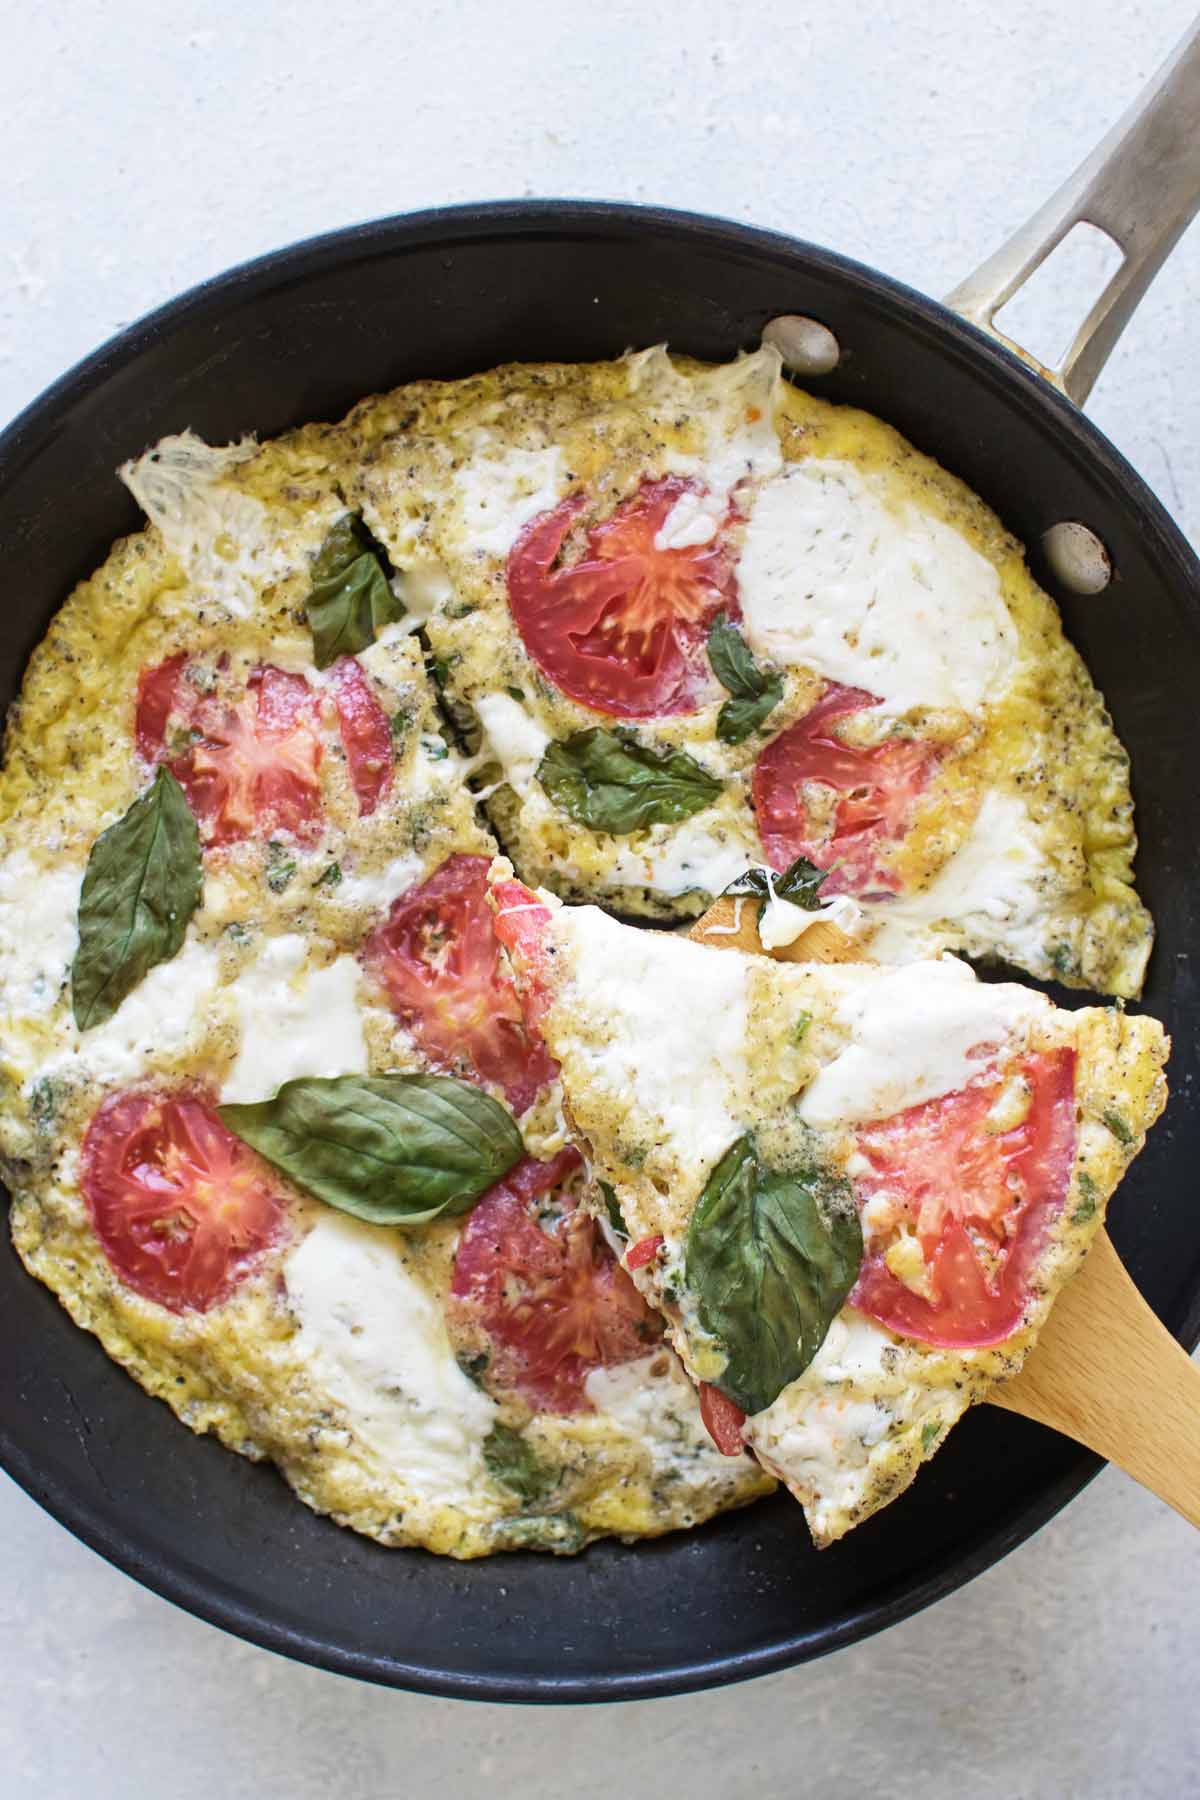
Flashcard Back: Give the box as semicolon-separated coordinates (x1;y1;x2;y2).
0;339;1164;1559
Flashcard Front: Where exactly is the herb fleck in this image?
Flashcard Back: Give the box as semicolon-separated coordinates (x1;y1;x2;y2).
265;842;297;894
1102;1109;1133;1146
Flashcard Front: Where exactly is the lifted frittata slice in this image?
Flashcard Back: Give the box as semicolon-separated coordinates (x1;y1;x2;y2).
341;344;1152;995
492;875;1168;1544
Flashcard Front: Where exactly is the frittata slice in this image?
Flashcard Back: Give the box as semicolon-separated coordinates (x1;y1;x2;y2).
492;873;1168;1543
341;345;1152;995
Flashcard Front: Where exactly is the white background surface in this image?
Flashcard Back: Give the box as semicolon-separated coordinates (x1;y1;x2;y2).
3;2;1199;1794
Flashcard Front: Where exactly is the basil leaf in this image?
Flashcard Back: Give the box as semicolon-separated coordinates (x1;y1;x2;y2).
708;613;783;745
483;1423;559;1506
537;729;722;834
599;1178;627;1238
684;1134;862;1416
724;853;829;918
220;1073;524;1227
305;514;404;669
489;1512;585;1554
71;767;202;1030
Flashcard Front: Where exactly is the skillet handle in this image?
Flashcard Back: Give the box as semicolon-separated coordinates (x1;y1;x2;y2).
945;22;1200;406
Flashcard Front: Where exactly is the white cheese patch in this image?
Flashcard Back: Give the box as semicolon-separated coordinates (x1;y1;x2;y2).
868;789;1051;969
51;939;222;1088
0;852;81;1015
554;905;750;1175
119;432;296;619
653;487;724;550
603;811;761;899
453;444;566;558
796;957;1048;1127
336;851;430;914
285;1215;496;1507
221;936;368;1104
475;693;551;795
737;459;1019;715
396;558;455;621
585;1353;759;1481
758;889;863;952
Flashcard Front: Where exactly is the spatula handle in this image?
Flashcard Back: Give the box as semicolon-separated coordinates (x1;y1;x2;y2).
990;1231;1200;1529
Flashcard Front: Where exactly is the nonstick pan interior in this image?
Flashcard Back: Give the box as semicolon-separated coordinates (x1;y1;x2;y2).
1;202;1197;1700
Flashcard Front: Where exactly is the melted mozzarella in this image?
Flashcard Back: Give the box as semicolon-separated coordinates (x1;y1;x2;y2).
221;936;367;1104
747;1309;960;1537
796;957;1047;1127
336;851;430;913
51;939;221;1087
603;812;760;898
453;445;565;557
752;1303;964;1540
585;1353;758;1481
0;852;81;1014
554;905;749;1176
397;557;455;620
119;433;295;619
758;889;863;952
285;1216;496;1505
654;487;724;550
475;693;551;795
737;460;1019;715
869;789;1051;967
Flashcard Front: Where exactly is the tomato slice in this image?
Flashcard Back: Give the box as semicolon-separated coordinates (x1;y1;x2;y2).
136;658;324;846
490;878;556;1027
82;1091;286;1313
331;656;393;816
507;477;738;718
699;1382;747;1455
850;1048;1077;1347
753;684;941;896
361;854;556;1115
449;1149;663;1412
626;1233;663;1271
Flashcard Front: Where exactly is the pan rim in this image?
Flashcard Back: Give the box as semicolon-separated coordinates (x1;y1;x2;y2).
1;197;1196;1702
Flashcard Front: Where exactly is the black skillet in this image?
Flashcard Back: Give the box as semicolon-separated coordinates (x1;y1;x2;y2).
2;31;1199;1701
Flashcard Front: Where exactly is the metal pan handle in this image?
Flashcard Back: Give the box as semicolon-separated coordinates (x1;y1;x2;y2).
946;21;1200;406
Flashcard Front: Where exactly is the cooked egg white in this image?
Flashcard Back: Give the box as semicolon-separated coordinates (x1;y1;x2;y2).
496;881;1168;1544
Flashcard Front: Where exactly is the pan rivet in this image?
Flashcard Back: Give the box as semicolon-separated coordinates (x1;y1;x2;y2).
763;315;840;375
1042;522;1113;595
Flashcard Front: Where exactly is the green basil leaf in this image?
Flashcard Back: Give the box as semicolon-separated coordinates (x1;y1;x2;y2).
220;1072;524;1227
537;728;722;834
708;613;783;744
684;1134;862;1416
489;1511;585;1554
305;514;404;669
724;854;829;918
483;1423;560;1506
599;1178;627;1238
71;767;202;1030
717;681;784;745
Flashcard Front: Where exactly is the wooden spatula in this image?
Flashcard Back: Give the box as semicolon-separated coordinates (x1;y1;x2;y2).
689;896;1200;1528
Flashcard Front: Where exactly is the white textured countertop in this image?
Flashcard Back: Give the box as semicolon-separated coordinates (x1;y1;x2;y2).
3;2;1199;1793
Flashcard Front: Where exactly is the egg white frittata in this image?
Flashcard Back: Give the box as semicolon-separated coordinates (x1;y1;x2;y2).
0;422;768;1558
0;341;1164;1560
